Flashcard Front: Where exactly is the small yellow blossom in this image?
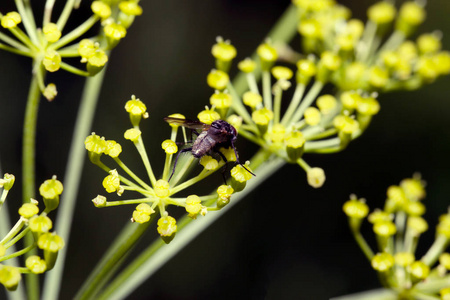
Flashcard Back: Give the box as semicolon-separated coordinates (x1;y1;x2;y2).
210;92;232;109
29;215;53;233
257;42;278;71
343;198;369;219
238;58;257;73
185;195;202;216
200;155;219;171
18;203;39;218
154;180;170;198
119;1;143;16
212;37;237;62
43;83;58;101
91;1;111;19
198;107;220;124
26;256;47;274
252;108;273;125
304;107;321;126
43;50;61;72
207;69;229;90
43;23;61;43
317;95;337;114
306;167;326;188
104;23;127;40
161;140;178;154
372;252;395;272
1;12;21;29
132;203;154;223
124;128;141;142
157;215;177;237
39;177;63;200
394;252;415;267
243;92;262;108
102;170;121;194
105;140;122;158
85;133;106;154
271;66;293;81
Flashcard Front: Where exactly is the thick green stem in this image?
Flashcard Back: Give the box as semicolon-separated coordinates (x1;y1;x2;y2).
22;69;42;300
74;218;154;300
41;68;108;300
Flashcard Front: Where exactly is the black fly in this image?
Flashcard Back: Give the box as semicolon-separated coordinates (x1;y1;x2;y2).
164;117;255;182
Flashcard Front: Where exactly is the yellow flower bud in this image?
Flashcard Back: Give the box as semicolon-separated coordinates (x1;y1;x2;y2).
199;155;219;171
124;128;141;142
238;58;257;73
161;140;178;154
306;167;326;188
43;50;61;72
43;23;61;43
206;69;229;90
371;252;395;272
154;180;170;198
304;107;321;126
1;12;21;29
18;203;39;219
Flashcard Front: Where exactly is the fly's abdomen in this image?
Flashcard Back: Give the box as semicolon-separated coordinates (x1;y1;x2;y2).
192;133;216;158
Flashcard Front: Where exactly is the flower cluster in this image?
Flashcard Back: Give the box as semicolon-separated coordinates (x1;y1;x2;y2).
201;1;449;188
0;0;142;100
343;176;450;299
0;175;64;291
294;0;450;91
85;96;252;244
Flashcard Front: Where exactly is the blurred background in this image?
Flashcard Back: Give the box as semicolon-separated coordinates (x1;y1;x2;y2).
0;0;450;299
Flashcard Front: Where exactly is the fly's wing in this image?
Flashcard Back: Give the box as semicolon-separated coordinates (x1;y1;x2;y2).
164;117;209;131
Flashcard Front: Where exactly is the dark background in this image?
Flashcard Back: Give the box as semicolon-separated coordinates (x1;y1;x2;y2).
0;0;450;299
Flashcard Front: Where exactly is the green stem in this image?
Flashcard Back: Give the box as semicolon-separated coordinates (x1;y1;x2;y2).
0;43;33;57
74;219;154;300
421;235;448;267
14;0;39;45
262;71;272;111
135;135;157;187
281;83;305;127
59;62;90;77
104;198;154;207
41;68;108;300
351;227;375;261
330;288;397;300
21;68;41;300
96;150;282;300
290;81;323;124
0;218;25;245
114;157;153;191
0;243;36;262
22;70;41;205
56;0;77;31
0;32;30;52
50;16;100;51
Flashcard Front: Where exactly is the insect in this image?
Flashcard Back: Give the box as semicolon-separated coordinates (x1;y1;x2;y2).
164;117;255;182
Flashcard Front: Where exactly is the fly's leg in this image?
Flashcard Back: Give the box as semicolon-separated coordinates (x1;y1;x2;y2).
216;150;228;185
231;141;256;177
169;147;192;182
